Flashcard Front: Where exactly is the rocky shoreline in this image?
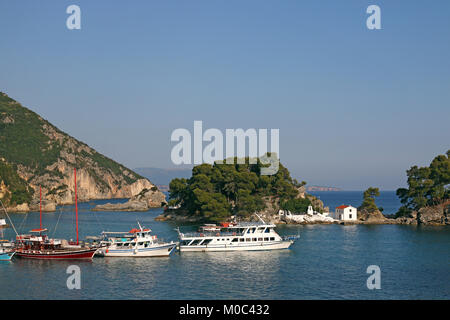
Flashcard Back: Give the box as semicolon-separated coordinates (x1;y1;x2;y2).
155;202;450;226
92;188;167;212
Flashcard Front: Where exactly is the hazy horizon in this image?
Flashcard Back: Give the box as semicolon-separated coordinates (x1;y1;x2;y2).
1;1;449;190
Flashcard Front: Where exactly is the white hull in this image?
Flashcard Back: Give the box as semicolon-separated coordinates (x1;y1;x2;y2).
179;240;293;252
97;243;177;257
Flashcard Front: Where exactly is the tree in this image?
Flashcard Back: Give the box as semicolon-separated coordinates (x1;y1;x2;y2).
359;187;380;212
396;150;450;217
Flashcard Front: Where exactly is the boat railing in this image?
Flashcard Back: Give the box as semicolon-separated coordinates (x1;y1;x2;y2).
181;231;243;238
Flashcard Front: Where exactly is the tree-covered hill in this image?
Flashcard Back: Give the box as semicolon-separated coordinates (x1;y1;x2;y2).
0;92;162;209
168;157;322;222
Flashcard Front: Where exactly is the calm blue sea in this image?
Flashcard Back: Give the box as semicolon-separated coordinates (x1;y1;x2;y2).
0;191;449;300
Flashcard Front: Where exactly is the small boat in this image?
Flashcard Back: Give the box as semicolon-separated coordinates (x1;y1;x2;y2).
177;213;298;252
0;249;15;261
198;224;221;233
0;240;15;261
14;169;101;260
0;208;16;261
96;222;177;257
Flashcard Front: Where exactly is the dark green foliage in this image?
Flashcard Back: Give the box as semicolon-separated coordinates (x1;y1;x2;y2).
169;156;304;221
280;198;312;213
396;151;450;217
359;187;380;212
0;161;34;205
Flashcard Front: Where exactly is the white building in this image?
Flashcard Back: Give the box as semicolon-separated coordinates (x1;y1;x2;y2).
334;205;357;221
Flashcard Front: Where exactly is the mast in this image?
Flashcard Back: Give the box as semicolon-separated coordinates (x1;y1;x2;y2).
40;186;42;230
75;168;78;245
0;200;18;236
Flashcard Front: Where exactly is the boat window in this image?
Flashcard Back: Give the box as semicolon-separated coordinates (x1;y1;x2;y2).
264;238;269;241
138;242;144;246
202;239;212;245
258;238;263;241
191;239;202;245
117;243;122;247
181;240;191;246
270;237;275;241
257;227;264;233
252;238;257;241
124;243;129;247
264;228;270;233
232;238;238;242
144;243;148;248
245;238;251;242
239;238;244;242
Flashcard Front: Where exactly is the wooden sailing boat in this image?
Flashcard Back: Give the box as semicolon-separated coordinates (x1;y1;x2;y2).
14;169;99;260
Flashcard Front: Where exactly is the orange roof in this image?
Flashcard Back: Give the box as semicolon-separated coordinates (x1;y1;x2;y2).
336;205;350;209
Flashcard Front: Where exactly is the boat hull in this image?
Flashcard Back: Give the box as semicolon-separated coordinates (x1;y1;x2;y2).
15;248;98;260
179;240;293;252
0;251;15;261
96;243;177;257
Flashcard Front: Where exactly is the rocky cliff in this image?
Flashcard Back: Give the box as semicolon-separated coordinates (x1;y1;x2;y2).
93;187;167;212
0;92;165;211
394;201;450;225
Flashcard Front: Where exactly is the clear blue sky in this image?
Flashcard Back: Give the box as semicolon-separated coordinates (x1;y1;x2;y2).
1;0;449;190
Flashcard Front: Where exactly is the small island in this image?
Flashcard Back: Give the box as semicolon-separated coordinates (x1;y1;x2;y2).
157;151;449;226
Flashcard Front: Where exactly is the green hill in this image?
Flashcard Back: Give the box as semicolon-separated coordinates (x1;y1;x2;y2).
0;92;161;210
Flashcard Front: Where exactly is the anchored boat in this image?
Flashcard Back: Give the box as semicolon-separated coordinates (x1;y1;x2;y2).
96;222;177;257
0;240;15;261
177;214;298;252
1;201;18;261
14;169;101;260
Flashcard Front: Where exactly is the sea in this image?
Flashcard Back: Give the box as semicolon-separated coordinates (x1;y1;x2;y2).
0;191;449;300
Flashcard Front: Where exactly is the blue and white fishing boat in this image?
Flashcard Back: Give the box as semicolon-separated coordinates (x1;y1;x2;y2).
96;222;177;257
0;244;15;261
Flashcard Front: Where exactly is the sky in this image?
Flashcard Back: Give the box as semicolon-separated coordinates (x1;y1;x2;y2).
0;0;449;190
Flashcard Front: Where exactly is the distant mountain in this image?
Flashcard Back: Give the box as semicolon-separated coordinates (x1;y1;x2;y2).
0;92;162;211
306;186;342;192
134;167;192;186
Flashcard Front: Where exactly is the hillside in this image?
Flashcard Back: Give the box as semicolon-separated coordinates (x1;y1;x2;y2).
0;92;164;211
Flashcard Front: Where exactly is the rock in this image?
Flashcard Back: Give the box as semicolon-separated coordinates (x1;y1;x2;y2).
132;188;167;208
358;209;387;223
7;203;30;213
92;200;149;212
92;187;166;212
417;202;450;225
394;216;418;225
29;199;57;212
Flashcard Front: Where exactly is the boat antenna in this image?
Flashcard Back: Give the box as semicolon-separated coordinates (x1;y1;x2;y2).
254;212;266;224
0;199;18;236
137;221;143;231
